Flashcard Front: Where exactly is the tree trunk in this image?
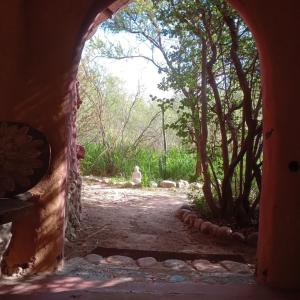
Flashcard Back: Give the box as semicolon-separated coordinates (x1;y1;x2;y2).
195;141;203;177
198;36;219;215
161;105;167;177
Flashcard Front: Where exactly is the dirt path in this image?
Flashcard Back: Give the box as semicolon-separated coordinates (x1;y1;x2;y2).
65;178;255;263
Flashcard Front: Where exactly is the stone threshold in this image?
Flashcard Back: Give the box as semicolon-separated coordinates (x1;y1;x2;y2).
91;246;245;263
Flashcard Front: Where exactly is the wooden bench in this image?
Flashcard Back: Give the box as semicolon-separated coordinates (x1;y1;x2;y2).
0;122;51;225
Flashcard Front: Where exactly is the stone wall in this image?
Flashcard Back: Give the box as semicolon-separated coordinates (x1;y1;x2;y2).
65;81;83;241
0;224;11;265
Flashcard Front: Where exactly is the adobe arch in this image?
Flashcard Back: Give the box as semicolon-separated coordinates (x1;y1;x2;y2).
0;0;299;290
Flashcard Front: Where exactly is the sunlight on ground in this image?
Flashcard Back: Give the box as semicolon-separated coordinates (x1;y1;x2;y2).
0;276;134;295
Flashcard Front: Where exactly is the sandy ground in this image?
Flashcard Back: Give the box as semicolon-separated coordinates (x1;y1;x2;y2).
65;179;256;263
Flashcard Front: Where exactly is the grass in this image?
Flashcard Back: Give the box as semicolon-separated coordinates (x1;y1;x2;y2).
80;143;196;186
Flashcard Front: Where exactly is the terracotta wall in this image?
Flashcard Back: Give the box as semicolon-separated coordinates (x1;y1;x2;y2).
228;0;300;289
0;0;116;276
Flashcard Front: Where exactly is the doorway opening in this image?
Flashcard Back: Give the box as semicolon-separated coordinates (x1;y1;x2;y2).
63;0;261;282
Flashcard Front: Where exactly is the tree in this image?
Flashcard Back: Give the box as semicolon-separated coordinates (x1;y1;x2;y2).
77;51;170;175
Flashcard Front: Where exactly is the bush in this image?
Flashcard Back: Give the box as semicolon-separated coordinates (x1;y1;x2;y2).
187;188;212;219
164;148;196;180
80;143;196;186
80;143;108;176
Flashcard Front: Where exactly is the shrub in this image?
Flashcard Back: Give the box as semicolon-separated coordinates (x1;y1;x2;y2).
80;143;196;186
187;188;212;219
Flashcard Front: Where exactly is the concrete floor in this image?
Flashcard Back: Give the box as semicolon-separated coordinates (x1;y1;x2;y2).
0;276;299;300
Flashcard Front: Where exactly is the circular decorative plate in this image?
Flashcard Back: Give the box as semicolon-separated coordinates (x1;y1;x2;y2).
0;122;51;198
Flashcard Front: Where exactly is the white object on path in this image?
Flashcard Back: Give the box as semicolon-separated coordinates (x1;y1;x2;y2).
132;166;142;184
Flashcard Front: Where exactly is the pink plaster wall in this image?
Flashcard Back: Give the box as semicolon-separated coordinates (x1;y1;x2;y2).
0;0;116;276
228;0;300;289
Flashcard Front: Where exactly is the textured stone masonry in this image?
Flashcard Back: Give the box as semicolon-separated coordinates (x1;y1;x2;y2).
55;254;254;285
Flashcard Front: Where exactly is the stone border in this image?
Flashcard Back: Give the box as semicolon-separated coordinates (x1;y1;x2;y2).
51;254;255;285
61;254;254;276
175;208;258;247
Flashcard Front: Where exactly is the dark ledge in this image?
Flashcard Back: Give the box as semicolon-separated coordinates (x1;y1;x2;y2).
0;194;34;225
92;246;245;263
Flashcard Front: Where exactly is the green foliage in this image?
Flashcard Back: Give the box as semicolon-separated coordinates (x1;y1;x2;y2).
164;148;196;181
187;189;212;219
79;0;262;224
80;143;195;186
77;52;182;152
80;143;107;176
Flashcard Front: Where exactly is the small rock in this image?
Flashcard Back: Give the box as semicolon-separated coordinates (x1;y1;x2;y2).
65;257;87;266
190;182;202;190
210;224;220;236
137;257;157;268
220;260;252;274
106;255;137;267
62;257;89;273
182;212;192;223
84;254;103;264
132;183;142;188
176;180;190;189
181;210;192;221
84;175;102;183
185;214;197;225
175;208;190;219
193;218;204;230
183;212;197;224
123;181;140;188
200;221;214;234
149;181;158;188
232;232;246;242
180;204;192;210
102;178;110;184
64;237;71;244
159;180;176;188
163;259;188;270
192;259;226;273
246;232;258;246
168;275;190;283
216;226;233;239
